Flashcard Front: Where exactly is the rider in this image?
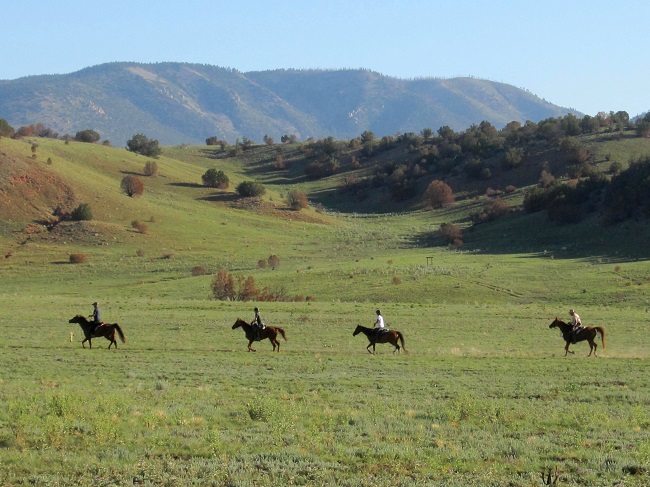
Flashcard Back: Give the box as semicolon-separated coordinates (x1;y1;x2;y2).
569;309;582;344
373;309;385;340
89;301;102;335
251;307;265;340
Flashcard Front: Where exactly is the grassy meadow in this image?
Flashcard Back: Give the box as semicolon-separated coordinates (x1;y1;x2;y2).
0;136;649;485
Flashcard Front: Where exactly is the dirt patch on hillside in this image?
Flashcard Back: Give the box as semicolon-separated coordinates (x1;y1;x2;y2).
0;150;76;225
229;197;330;224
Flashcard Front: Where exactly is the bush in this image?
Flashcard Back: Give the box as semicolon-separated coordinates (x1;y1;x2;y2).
236;181;266;197
75;129;100;143
131;220;148;234
257;259;267;269
192;266;206;276
202;168;229;189
423;180;455;209
126;134;162;158
121;175;144;197
268;255;280;269
70;203;93;221
69;253;86;264
502;147;524;169
212;269;236;300
472;198;510;223
136;249;145;257
286;190;308;210
143;161;158;176
439;223;463;247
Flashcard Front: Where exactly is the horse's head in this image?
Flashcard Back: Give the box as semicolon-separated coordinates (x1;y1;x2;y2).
352;324;362;336
69;315;86;324
549;317;566;329
232;318;247;330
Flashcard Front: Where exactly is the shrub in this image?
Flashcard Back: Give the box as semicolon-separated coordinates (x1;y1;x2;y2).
69;253;86;264
75;129;100;143
236;181;266;197
286;190;308;210
502;147;524;169
202;168;229;189
272;155;286;170
439;223;463;246
126;134;162;158
268;255;280;269
121;175;144;197
131;220;148;234
212;269;235;300
257;259;267;269
136;249;145;257
70;203;93;221
143;161;158;176
192;266;206;276
423;180;455;209
472;198;510;223
524;187;551;213
392;276;402;285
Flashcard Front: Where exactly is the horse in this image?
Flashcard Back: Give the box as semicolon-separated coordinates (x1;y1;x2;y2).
549;317;605;357
231;318;287;352
69;315;126;349
353;324;407;354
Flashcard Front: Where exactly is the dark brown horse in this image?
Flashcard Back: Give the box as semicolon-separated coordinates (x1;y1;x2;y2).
353;324;407;354
549;317;605;357
69;315;126;349
232;318;287;352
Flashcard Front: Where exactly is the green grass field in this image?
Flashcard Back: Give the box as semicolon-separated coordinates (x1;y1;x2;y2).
0;137;649;485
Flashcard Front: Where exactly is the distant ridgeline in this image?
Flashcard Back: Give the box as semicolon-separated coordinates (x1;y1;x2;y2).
0;62;578;145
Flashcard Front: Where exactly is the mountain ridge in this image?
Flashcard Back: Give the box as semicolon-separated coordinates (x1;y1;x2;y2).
0;62;579;146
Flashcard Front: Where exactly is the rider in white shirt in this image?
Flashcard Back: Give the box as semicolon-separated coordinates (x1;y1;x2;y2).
374;309;385;338
569;309;582;343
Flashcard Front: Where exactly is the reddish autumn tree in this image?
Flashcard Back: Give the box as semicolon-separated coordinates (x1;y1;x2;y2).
423;180;455;209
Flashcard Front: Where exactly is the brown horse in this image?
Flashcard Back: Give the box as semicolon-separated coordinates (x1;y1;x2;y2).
353;324;407;354
232;318;287;352
69;315;126;349
549;317;605;357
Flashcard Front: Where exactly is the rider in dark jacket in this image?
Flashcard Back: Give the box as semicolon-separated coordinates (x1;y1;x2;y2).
90;302;101;335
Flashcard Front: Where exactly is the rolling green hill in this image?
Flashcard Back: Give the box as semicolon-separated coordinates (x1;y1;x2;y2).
1;126;649;306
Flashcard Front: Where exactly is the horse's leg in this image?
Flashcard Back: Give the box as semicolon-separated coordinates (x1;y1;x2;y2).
247;340;256;352
81;337;87;348
588;339;597;357
366;342;373;354
564;341;570;356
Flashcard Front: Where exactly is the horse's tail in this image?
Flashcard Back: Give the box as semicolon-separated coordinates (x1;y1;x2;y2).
277;327;287;342
595;326;605;349
114;324;126;343
397;331;407;354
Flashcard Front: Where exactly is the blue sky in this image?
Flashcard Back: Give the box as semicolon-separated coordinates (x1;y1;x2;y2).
2;0;648;117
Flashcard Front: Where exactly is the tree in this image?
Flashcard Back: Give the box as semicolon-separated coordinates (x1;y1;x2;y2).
423;180;455;209
70;203;93;221
502;147;524;169
421;128;433;140
126;134;162;158
0;119;15;138
360;130;375;144
286;190;308;210
236;181;265;197
120;175;144;197
212;269;235;300
263;134;274;146
75;129;100;143
202;168;229;189
143;161;158;176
